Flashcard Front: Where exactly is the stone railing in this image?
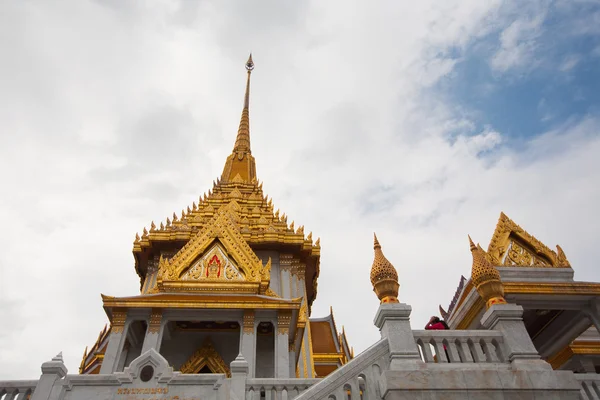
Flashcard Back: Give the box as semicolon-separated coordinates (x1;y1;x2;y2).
245;378;319;399
0;380;38;400
576;373;600;400
412;330;506;364
294;338;389;400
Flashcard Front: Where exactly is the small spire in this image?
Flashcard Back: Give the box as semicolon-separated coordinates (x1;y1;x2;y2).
221;54;258;183
234;53;254;154
52;352;64;362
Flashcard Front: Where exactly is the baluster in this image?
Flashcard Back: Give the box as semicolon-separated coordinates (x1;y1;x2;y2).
16;391;30;400
468;340;485;363
246;386;255;400
458;340;474;363
265;385;273;400
350;379;360;400
335;386;346;400
590;380;600;400
4;389;17;400
581;380;597;400
445;340;461;363
419;339;434;363
432;339;447;363
481;339;499;362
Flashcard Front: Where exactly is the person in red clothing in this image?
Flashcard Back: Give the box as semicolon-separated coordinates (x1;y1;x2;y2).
425;316;449;330
425;316;450;362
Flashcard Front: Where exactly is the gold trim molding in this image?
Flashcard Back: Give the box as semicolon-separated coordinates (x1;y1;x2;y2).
243;310;255;334
148;309;162;333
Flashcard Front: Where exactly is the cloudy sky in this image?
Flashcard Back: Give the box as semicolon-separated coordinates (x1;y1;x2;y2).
1;0;600;379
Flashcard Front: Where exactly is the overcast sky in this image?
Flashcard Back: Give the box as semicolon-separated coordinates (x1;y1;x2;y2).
1;0;600;379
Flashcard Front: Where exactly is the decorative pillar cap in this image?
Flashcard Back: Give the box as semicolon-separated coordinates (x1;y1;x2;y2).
469;235;507;309
370;233;400;304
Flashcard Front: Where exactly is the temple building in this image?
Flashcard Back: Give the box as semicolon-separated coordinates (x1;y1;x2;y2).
441;212;600;374
78;54;353;380
2;56;600;399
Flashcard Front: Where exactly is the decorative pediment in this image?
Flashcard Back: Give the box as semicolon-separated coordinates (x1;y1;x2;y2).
179;338;230;377
157;205;272;294
487;212;571;268
180;244;244;282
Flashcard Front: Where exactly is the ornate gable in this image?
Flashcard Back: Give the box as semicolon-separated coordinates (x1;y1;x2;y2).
486;212;571;268
156;205;272;294
180;243;244;282
179;338;231;377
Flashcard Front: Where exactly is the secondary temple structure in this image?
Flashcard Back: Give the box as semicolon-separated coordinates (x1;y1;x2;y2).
3;56;600;400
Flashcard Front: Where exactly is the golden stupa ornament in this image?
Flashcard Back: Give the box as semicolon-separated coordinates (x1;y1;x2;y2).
370;233;399;304
469;235;507;309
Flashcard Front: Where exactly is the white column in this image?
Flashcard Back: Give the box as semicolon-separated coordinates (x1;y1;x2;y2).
240;310;256;378
275;311;291;378
141;309;164;353
100;310;130;374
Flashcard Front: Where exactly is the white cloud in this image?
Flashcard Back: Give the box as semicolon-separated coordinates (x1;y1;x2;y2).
559;54;582;71
1;0;599;380
490;11;546;72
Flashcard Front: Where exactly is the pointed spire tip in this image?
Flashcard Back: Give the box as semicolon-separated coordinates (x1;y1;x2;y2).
468;235;476;251
374;232;381;249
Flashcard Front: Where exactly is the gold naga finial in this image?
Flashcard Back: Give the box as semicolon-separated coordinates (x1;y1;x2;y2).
469;235;506;309
370;233;399;304
221;54;257;183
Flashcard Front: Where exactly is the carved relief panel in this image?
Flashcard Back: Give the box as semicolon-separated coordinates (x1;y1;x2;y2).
180;244;244;281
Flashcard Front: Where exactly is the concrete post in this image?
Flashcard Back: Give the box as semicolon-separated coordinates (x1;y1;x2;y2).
481;303;550;370
373;303;422;370
30;353;67;400
229;353;249;400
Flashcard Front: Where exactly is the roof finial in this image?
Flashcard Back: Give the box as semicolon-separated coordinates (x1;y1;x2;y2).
233;54;253;154
221;54;258;183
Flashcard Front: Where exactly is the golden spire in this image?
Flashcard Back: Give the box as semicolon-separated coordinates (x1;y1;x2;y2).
221;54;257;183
469;235;506;308
370;233;399;304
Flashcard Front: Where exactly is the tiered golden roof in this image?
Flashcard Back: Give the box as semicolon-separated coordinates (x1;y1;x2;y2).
469;235;506;309
131;55;321;308
370;233;399;304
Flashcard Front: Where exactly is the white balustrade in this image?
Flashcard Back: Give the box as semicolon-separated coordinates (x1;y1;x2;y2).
575;373;600;400
412;330;506;364
245;379;318;400
0;380;38;400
